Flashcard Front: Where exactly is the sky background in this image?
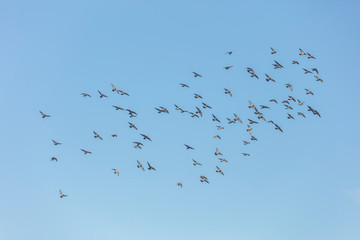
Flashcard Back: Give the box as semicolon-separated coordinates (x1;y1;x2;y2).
1;0;360;239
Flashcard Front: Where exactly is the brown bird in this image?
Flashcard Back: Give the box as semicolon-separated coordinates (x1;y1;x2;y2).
270;47;277;54
292;61;299;64
51;157;58;162
195;107;203;117
40;111;51;118
184;144;194;150
248;119;258;124
287;113;295;119
217;126;224;130
284;105;293;110
112;105;124;110
59;189;68;198
305;89;314;95
212;114;221;123
273;60;284;69
299;48;307;56
147;162;156;171
215;147;222;156
137;160;145;171
179;83;189;88
225;51;233;55
297;99;305;105
213;135;221;139
243;141;250;145
242;153;250;156
285;84;293;91
111;84;119;94
93;131;103;140
224;66;233;70
81;93;91;97
307;53;316;59
270;99;278;104
80;149;92;155
216;166;224;175
98;90;108;98
224;88;232;97
128;122;138;130
219;158;228;163
265;74;276;82
297;112;306;118
140;134;152;141
112;169;119;176
177;182;183;188
192;159;202;166
260;105;270;109
251;136;258;141
303;68;312;74
200;176;209;184
194;93;203;99
247;125;253;135
52;139;62;145
227;118;235;124
312;68;319;74
112;134;117;137
192;72;202;77
188;112;199;118
119;90;129;96
133;142;143;149
202;102;212;109
234;114;242;123
174;104;187;113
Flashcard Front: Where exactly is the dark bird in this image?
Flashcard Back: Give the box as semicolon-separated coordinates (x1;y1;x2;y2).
52;139;62;145
140;134;152;141
305;89;314;95
133;142;143;149
287;113;295;119
192;94;202;100
81;93;91;97
111;84;119;93
282;100;290;105
177;182;183;188
202;102;212;109
270;47;277;54
119;90;129;96
174;104;187;113
112;105;124;111
155;106;169;113
219;158;228;163
59;189;68;198
227;118;235;124
243;141;250;145
251;136;258;141
216;166;224;175
112;169;119;176
40;111;51;118
265;74;276;82
248;119;259;124
297;112;306;118
179;83;189;88
226;51;233;55
273;60;284;69
307;53;316;59
147;162;156;171
192;159;202;166
224;88;232;97
270;99;278;104
299;48;307;56
303;68;312;74
112;134;117;137
260;105;270;109
192;72;202;78
93;131;103;140
212;114;221;123
98;90;108;98
128;122;138;130
80;149;92;155
284;105;293;110
217;126;224;130
274;124;283;132
184;144;194;150
215;147;222;156
224;66;233;70
312;68;319;74
288;96;296;102
292;61;299;64
137;160;145;171
51;157;58;162
242;153;250;156
188;112;199;118
315;76;323;82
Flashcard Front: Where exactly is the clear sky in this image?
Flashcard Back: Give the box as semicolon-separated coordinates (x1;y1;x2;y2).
1;0;360;239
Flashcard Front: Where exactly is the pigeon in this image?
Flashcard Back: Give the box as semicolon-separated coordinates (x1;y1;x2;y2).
40;111;51;118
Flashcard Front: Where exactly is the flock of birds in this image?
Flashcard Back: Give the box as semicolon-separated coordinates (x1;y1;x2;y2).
40;48;323;198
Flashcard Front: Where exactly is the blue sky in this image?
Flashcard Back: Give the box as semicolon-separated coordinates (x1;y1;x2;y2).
1;0;360;239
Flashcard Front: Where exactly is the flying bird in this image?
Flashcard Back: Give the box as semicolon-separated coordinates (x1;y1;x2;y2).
305;89;314;95
40;111;51;118
112;105;124;111
128;122;138;130
80;149;92;155
270;47;277;54
216;126;224;130
112;169;119;176
219;158;228;163
247;125;253;135
192;159;202;166
213;135;221;139
147;162;156;171
184;144;194;150
140;134;152;141
234;114;242;123
93;131;103;140
292;61;299;64
194;93;203;99
224;66;233;70
285;84;293;91
52;139;62;145
287;113;295;119
81;93;91;97
59;190;68;198
216;166;224;175
212;114;221;123
177;182;183;188
98;90;108;98
137;160;145;171
265;74;275;82
215;147;222;156
307;53;316;59
179;83;189;88
297;112;306;118
242;153;250;156
51;157;58;162
111;84;119;93
303;68;312;74
119;90;129;96
192;72;202;78
224;88;232;97
202;102;212;109
299;48;307;56
270;99;278;104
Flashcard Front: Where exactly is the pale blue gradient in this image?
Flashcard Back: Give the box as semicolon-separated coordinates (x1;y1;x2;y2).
1;0;360;239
